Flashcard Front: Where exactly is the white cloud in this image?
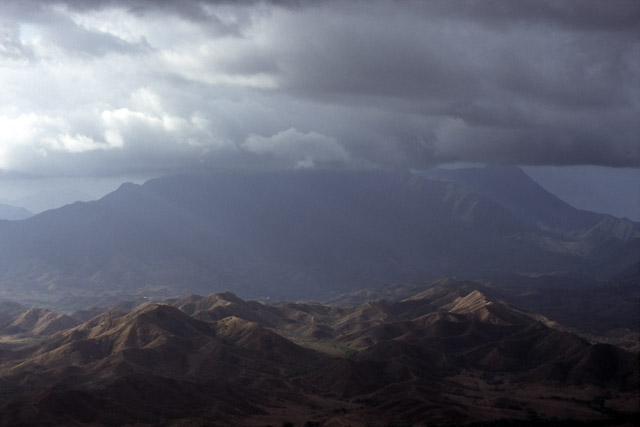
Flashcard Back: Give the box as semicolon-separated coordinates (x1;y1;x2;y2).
0;112;123;171
48;132;122;153
99;97;228;151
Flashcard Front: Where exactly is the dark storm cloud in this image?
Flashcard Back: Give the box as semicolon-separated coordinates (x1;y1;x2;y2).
436;0;640;32
0;0;638;177
251;1;640;167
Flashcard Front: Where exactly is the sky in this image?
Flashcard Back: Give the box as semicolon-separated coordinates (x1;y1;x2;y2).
0;0;638;217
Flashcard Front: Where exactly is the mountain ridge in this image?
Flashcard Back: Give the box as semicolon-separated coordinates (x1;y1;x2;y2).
0;285;635;426
423;166;640;237
0;168;637;308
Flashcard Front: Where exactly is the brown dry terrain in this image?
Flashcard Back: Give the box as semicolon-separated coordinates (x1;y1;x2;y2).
0;280;637;426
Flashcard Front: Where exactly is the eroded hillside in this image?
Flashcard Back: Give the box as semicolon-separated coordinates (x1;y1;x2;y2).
0;280;637;426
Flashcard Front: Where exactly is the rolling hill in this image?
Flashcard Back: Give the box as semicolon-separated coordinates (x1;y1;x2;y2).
0;286;636;426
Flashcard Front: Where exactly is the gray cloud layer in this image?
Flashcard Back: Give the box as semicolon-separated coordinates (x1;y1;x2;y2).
0;0;638;177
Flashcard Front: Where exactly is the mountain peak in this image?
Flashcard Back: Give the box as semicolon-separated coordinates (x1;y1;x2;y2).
212;291;243;304
6;307;80;336
444;290;531;325
0;170;637;306
446;290;492;313
423;166;609;234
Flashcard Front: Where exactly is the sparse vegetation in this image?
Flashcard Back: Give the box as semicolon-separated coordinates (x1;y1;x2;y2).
0;282;635;426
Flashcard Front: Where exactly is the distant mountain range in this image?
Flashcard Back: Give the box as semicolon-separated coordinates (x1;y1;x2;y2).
0;281;636;426
0;167;637;307
0;203;32;221
10;187;96;214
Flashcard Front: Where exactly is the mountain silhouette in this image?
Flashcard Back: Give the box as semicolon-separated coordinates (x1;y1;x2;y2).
0;169;636;307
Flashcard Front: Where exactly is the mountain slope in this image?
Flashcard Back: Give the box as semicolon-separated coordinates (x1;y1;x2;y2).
0;170;636;307
423;166;640;238
1;288;635;426
4;307;80;336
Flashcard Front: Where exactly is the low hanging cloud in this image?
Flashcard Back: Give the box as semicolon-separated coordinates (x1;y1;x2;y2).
0;0;638;178
243;128;350;169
